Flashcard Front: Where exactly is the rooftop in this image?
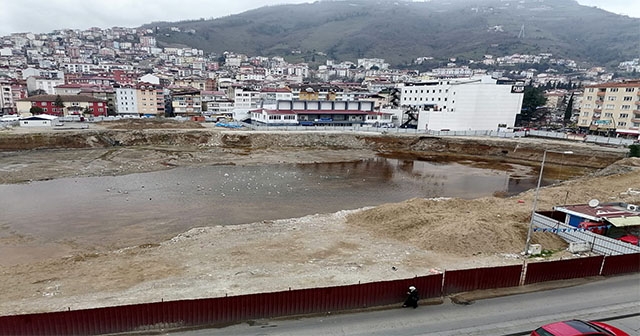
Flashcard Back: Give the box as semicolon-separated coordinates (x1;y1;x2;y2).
553;202;640;227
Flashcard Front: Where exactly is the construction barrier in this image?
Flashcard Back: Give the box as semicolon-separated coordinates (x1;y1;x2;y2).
601;253;640;276
524;256;604;285
2;254;639;335
443;265;523;295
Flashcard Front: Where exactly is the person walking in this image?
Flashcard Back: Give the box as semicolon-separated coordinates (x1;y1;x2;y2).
402;286;419;308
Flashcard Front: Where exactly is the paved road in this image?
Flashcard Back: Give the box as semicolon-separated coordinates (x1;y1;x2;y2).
167;274;639;336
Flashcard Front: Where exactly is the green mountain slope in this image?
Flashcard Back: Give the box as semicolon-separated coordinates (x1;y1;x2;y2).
146;0;639;66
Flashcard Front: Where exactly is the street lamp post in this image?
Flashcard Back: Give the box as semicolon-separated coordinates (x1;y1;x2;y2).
523;149;573;255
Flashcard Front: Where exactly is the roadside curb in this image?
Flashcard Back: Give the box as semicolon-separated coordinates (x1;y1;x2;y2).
448;275;606;304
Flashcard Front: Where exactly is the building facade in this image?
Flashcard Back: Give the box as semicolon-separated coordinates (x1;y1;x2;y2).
401;76;524;131
171;89;202;117
251;100;375;126
16;94;107;116
115;86;138;116
1;83;14;114
578;80;640;138
26;76;65;95
135;83;164;117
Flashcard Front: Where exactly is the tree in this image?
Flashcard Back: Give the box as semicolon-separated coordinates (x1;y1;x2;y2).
563;94;574;125
29;106;44;115
54;95;65;108
520;85;547;123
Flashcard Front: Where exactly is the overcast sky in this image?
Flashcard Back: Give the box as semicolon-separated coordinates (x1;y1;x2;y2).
0;0;637;36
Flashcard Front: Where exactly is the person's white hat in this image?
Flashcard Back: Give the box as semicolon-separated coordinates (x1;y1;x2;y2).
409;286;416;291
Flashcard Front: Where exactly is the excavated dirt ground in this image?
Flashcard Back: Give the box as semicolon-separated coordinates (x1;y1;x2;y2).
0;121;637;316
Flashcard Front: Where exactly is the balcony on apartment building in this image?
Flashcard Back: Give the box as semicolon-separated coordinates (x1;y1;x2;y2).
593;108;602;113
592;113;601;119
596;90;606;97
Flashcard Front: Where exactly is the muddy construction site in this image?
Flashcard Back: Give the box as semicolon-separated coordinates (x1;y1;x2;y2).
0;120;638;315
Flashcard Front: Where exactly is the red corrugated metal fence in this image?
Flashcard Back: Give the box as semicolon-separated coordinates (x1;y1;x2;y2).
2;254;638;335
443;265;523;295
600;253;640;276
524;256;604;285
0;274;443;335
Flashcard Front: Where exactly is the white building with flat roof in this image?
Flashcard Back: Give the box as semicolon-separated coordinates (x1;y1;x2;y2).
19;114;59;127
115;86;138;116
401;76;524;131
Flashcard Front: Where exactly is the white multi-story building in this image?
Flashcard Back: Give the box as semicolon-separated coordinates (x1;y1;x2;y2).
233;87;261;109
357;58;389;70
21;68;64;80
1;83;14;114
63;62;94;73
115;86;138;116
431;67;474;77
401;76;524;131
260;88;293;105
26;76;65;95
232;87;261;121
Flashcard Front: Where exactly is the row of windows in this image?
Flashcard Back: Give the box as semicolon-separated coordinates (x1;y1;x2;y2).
586;103;635;110
404;97;450;102
406;89;449;94
588;95;637;101
583;111;633;119
581;119;632;127
587;87;636;93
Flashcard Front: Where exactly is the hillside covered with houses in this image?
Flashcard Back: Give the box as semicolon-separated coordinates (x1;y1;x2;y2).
0;1;639;138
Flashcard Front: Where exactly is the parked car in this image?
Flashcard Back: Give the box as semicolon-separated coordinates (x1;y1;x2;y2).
531;319;629;336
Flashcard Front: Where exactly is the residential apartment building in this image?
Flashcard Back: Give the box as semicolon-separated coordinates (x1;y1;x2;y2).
174;77;215;92
63;62;94;73
171;89;202;117
54;83;85;95
578;80;640;137
289;84;343;101
1;83;14;114
401;75;524;131
80;87;116;116
26;76;65;95
260;88;293;105
201;91;233;118
233;87;261;109
115;85;138;116
544;90;568;110
135;82;164;117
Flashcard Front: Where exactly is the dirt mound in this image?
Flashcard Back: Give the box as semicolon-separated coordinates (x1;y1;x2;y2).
98;119;205;130
346;197;565;257
593;157;640;176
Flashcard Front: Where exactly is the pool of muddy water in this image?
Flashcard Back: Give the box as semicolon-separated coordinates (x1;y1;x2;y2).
0;157;572;265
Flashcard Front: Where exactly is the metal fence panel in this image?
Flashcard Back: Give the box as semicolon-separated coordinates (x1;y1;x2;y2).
529;130;569;140
524;256;604;285
601;253;640;276
0;274;443;335
239;124;529;139
443;265;523;295
585;135;635;146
